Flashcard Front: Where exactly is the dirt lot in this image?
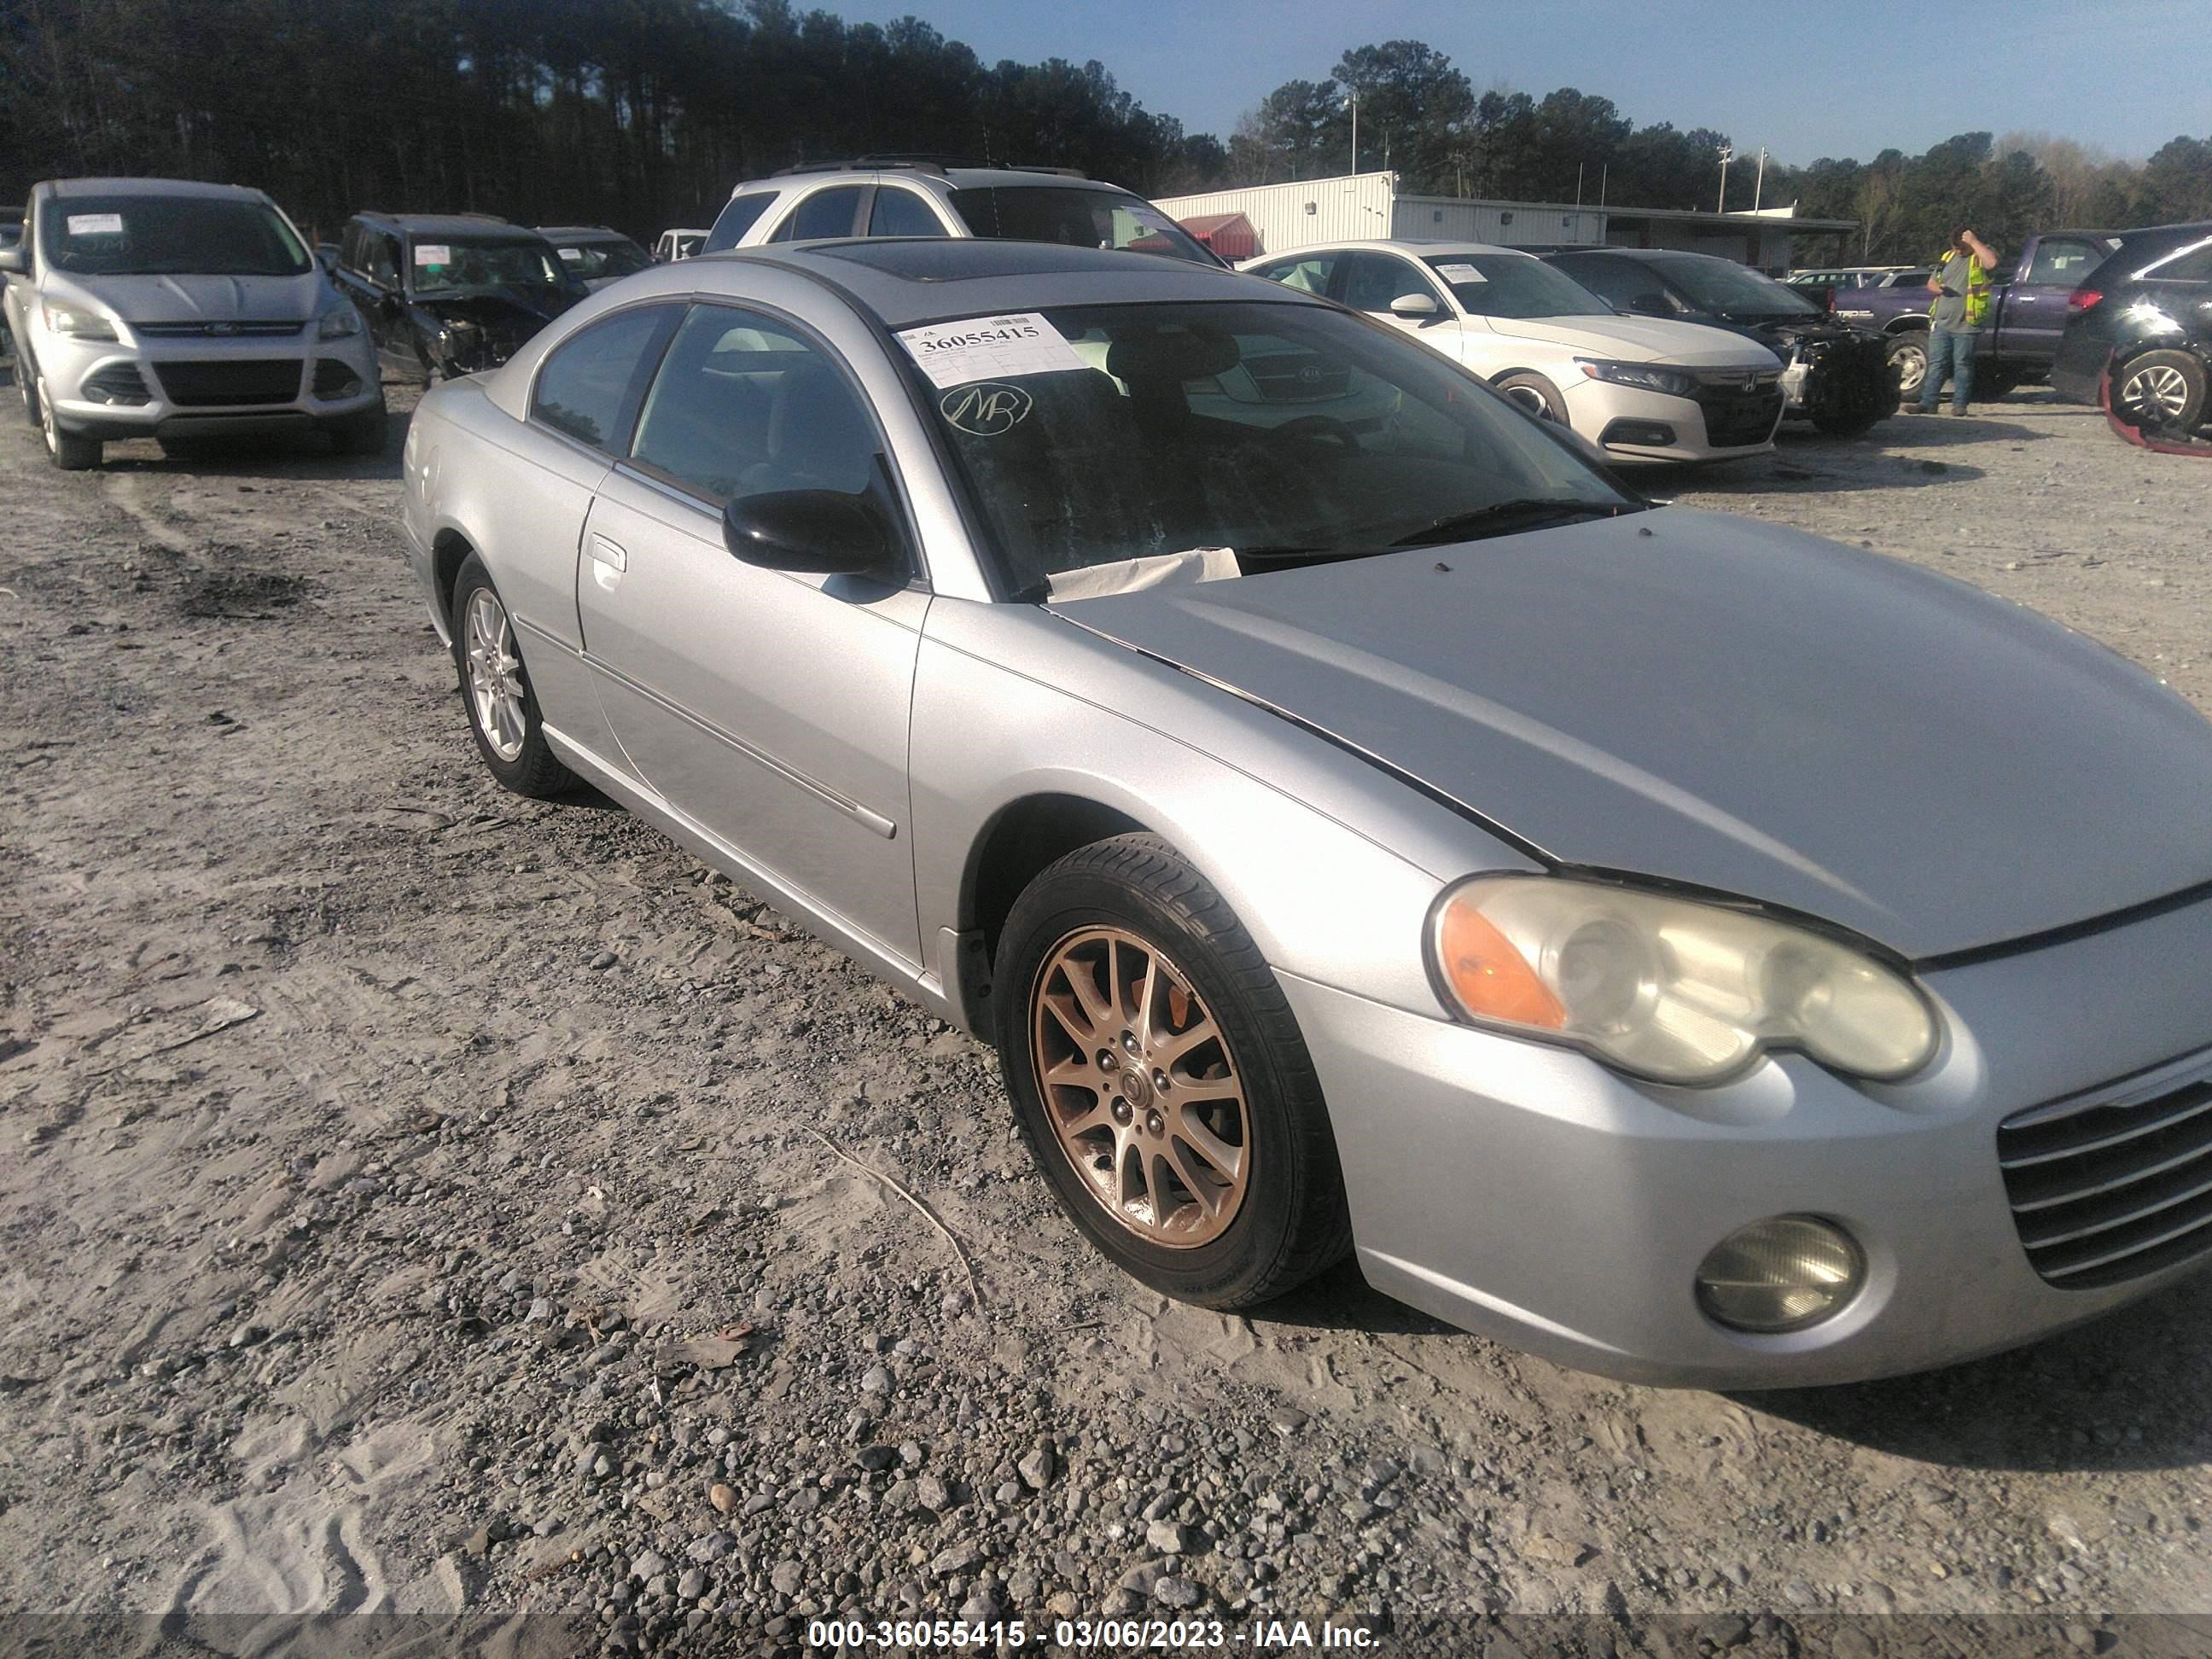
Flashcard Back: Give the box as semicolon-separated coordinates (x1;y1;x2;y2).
2;382;2209;1656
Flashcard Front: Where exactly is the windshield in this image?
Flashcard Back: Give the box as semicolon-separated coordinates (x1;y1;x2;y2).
947;187;1216;265
1652;256;1820;317
38;194;309;277
1423;253;1611;318
553;238;650;282
907;300;1636;595
410;237;567;294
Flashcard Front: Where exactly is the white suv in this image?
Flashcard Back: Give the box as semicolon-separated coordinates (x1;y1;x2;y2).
2;177;385;469
1246;240;1784;465
700;159;1221;265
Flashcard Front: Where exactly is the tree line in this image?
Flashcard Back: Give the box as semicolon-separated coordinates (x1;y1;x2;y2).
3;3;2207;263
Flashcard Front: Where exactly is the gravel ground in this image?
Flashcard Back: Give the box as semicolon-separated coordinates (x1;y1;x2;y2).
2;381;2209;1656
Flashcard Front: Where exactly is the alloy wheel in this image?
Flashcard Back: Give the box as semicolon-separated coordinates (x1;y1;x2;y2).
1029;926;1251;1249
463;587;527;762
1503;384;1558;422
1892;343;1926;397
2121;362;2192;426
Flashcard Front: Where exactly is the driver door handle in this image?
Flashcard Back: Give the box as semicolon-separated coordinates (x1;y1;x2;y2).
589;533;628;573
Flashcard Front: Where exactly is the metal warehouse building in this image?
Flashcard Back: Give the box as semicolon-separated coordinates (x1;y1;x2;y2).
1153;171;1854;270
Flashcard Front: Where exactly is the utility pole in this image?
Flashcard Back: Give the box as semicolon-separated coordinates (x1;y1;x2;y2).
1346;93;1359;177
1600;163;1608;207
1576;161;1584;206
1752;146;1768;212
1716;144;1733;213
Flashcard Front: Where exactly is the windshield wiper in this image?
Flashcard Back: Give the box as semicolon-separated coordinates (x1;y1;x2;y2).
1389;499;1632;548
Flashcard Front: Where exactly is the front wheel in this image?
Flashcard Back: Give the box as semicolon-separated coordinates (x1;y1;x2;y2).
38;372;101;469
1885;333;1928;400
2114;350;2207;434
1493;370;1568;425
450;554;576;798
992;835;1351;1310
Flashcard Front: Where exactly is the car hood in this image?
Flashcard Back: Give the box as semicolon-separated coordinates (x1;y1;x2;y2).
49;269;324;324
1054;509;2212;958
1481;313;1779;369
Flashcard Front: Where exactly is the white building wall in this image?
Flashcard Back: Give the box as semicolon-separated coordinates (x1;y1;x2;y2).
1153;172;1395;257
1391;198;1605;247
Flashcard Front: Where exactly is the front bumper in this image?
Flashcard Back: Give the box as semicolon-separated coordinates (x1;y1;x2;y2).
1563;377;1782;465
32;325;381;441
1284;885;2212;1388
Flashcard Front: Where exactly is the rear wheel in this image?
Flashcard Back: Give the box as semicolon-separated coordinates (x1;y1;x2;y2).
1493;370;1568;425
38;372;101;469
451;554;576;798
1885;333;1928;400
992;834;1351;1310
2113;350;2206;434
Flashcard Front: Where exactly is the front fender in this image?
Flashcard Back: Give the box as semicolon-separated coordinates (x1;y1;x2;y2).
911;598;1540;1024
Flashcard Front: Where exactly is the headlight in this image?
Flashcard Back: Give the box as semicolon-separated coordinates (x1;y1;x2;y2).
1697;1215;1864;1332
41;301;119;341
317;303;363;339
1427;876;1936;1086
1577;358;1697;399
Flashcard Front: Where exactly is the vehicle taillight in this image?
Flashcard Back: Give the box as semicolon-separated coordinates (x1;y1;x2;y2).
2068;288;2103;313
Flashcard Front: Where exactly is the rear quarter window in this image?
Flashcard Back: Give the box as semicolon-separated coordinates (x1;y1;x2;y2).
704;193;777;254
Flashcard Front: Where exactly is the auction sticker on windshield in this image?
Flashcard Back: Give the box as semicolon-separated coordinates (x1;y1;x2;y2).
415;244;451;266
66;214;125;236
896;314;1086;389
1436;263;1487;284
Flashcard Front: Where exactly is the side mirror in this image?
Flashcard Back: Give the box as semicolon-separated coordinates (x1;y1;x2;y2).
316;244;339;272
722;488;896;578
1627;294;1673;318
0;246;25;276
1388;292;1441;319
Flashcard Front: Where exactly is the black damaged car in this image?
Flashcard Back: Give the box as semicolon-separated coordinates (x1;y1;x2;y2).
332;212;585;382
1541;247;1897;436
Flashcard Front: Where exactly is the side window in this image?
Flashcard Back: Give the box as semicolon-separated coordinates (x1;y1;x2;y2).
1252;253;1337;294
768;186;865;244
2147;241;2212;283
2024;238;2104;287
868;187;947;239
367;234;401;288
530;306;677;452
338;224;361;274
1339;253;1441;314
703;192;777;253
630;304;882;507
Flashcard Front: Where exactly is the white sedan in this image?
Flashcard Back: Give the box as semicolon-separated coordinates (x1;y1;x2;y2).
1245;239;1784;465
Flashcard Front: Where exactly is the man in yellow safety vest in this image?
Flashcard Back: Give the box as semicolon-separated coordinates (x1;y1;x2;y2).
1912;227;2000;416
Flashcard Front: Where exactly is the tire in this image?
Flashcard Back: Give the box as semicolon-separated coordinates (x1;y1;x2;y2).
38;372;101;469
2113;349;2207;434
1493;370;1568;425
328;401;388;457
992;834;1352;1311
1885;332;1928;400
450;553;576;798
14;350;38;428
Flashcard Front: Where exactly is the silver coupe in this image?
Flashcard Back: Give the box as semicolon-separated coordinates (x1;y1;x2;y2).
400;238;2212;1388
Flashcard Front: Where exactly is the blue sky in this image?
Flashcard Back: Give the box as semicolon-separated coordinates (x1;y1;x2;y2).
830;0;2206;166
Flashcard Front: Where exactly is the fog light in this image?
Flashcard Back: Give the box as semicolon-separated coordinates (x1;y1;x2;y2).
1696;1215;1862;1333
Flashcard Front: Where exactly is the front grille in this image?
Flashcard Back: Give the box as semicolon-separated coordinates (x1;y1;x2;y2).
152;359;304;407
81;363;153;406
1692;384;1784;447
1999;1048;2212;1289
1244;352;1352;404
311;358;362;399
135;320;306;339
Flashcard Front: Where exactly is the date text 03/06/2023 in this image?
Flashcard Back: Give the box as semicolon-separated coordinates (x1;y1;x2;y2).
806;1617;1382;1650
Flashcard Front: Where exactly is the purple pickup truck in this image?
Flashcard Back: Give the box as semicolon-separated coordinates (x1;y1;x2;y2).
1830;230;2120;401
